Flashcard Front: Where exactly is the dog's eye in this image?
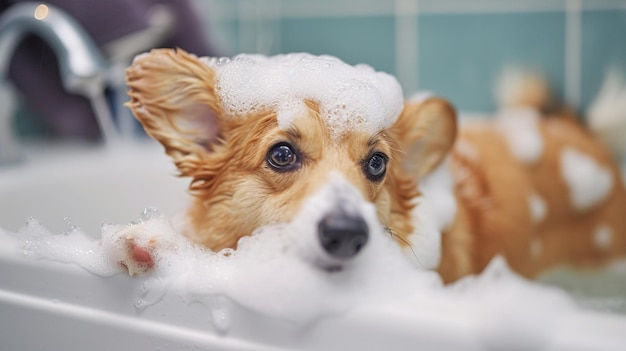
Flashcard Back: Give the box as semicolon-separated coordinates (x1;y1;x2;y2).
364;152;388;181
267;143;299;171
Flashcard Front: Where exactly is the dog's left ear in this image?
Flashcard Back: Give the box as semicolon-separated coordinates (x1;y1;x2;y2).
390;97;457;179
126;48;221;176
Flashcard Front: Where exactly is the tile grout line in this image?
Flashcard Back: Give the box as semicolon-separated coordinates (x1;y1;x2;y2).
565;0;582;110
395;0;419;94
236;1;249;53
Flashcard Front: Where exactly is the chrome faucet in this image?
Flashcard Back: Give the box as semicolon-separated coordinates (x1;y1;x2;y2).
0;2;118;164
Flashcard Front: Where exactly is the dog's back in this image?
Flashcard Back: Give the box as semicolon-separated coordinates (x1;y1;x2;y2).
438;72;626;282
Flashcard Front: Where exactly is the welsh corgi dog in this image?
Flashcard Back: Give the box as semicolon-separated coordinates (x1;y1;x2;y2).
122;49;626;283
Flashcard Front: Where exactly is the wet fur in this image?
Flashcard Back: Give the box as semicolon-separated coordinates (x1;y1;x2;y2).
437;111;626;283
127;49;454;253
127;49;626;283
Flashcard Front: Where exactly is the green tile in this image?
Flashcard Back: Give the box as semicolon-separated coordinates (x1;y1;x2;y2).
211;19;240;56
580;9;626;111
418;12;566;112
278;16;396;75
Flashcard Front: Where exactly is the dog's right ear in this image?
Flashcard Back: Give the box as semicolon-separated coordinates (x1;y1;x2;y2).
126;49;221;176
390;97;457;180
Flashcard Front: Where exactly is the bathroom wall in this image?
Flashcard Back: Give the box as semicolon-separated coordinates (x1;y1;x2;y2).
194;0;626;114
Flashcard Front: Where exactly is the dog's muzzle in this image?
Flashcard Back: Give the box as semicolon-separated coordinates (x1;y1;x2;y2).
318;211;369;260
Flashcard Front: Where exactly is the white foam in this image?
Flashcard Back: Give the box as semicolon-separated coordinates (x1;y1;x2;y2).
452;257;575;350
10;178;443;325
593;225;613;250
560;147;613;212
10;206;623;341
7;173;621;339
206;53;404;139
497;107;544;164
406;159;457;269
528;192;548;224
494;67;549;110
18;219;122;276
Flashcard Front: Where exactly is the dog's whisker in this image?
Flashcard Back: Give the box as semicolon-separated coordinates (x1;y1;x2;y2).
385;227;422;267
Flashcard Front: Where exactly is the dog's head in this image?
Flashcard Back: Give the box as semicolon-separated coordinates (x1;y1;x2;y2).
126;49;456;264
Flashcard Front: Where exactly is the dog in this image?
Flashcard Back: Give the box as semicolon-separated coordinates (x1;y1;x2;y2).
121;48;626;283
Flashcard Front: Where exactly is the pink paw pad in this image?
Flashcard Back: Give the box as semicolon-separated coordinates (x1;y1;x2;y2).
119;238;156;276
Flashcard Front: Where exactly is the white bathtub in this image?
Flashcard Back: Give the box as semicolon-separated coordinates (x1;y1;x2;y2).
1;141;625;351
0;141;188;234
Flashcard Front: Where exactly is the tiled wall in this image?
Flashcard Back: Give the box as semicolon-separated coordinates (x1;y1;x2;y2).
195;0;626;114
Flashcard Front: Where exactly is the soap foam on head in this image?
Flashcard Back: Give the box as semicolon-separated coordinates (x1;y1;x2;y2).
205;53;404;139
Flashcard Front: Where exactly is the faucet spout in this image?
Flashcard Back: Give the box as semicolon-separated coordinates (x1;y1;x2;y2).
0;3;108;93
0;2;119;164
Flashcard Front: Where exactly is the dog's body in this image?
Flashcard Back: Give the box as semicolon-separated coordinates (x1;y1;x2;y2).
440;109;626;282
124;49;626;282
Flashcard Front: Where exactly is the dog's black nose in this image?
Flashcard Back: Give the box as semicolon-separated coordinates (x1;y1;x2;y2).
318;212;369;259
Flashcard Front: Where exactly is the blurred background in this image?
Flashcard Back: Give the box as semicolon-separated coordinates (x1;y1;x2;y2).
2;0;626;141
198;0;625;112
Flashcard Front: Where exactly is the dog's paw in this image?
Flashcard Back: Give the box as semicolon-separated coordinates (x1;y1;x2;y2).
119;236;156;276
108;216;183;276
114;226;159;276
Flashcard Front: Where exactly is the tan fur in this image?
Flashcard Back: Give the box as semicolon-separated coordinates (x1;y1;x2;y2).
127;49;445;251
387;98;457;243
127;49;626;283
435;114;626;283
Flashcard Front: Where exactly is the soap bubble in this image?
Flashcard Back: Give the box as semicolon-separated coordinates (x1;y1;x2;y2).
210;295;231;334
63;216;77;233
216;57;231;66
140;207;162;222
